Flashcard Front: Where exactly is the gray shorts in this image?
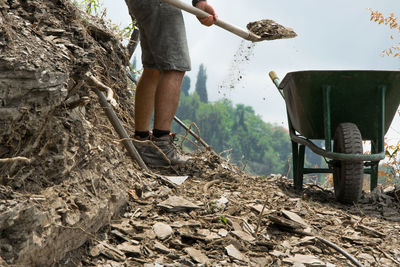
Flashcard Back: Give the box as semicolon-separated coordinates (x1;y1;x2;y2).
125;0;191;71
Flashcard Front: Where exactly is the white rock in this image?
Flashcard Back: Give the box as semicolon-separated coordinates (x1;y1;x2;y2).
225;244;247;262
153;241;170;254
282;210;308;226
158;196;200;212
269;250;286;257
153;222;173;240
205;232;220;241
197;229;211;236
64;210;80;226
116;242;141;257
231;230;255;242
184;247;209;264
283;254;326;266
164;176;189;186
218;229;228;237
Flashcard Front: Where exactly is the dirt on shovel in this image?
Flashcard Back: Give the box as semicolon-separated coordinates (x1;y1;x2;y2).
247;19;297;41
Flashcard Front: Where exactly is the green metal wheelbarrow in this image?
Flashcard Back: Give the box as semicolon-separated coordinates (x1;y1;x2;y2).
269;70;400;204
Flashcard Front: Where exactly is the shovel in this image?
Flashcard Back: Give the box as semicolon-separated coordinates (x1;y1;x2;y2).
161;0;297;42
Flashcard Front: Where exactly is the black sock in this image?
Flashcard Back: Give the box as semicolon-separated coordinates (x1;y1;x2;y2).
135;130;150;139
153;129;170;138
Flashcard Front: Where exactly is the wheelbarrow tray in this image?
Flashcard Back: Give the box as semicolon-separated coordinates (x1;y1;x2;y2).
278;70;400;140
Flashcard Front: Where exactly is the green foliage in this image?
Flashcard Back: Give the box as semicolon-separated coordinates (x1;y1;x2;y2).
195;64;208;103
174;93;292;176
181;75;191;96
78;0;102;16
219;216;228;224
112;21;136;40
73;0;135;41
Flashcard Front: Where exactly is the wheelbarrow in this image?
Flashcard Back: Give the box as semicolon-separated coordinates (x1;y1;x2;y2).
269;70;400;203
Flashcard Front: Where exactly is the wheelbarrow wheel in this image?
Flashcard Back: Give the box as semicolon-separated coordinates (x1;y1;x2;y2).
333;123;363;204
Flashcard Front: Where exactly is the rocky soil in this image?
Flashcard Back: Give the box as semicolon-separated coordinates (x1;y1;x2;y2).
1;1;400;267
246;20;297;41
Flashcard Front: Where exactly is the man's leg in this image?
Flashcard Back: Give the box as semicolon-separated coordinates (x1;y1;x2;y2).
153;70;185;131
135;69;189;167
134;68;160;133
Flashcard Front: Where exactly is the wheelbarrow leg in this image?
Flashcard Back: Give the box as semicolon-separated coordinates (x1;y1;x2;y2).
370;140;379;191
370;162;379;191
292;141;305;190
371;87;386;191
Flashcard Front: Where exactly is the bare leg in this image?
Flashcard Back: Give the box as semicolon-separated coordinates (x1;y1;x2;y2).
134;68;160;132
153;70;185;131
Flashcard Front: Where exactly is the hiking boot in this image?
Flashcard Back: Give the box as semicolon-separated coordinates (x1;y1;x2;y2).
134;134;191;167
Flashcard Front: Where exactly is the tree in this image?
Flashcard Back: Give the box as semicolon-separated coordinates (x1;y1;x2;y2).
369;10;400;184
181;75;191;96
174;94;292;176
195;64;208;103
369;10;400;59
232;104;246;132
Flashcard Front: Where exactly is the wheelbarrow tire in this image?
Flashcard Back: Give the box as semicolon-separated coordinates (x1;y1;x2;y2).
333;123;363;204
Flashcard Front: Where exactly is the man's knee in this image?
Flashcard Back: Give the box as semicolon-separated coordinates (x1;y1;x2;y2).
161;70;185;79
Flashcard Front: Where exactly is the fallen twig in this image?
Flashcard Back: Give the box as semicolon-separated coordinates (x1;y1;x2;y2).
178;120;212;151
56;223;124;258
355;224;385;238
241;160;248;171
87;74;117;107
306;183;333;194
203;180;221;194
269;214;364;267
91;88;149;171
394;187;400;203
255;199;268;238
0;157;31;163
376;246;400;265
315;236;364;267
89;173;97;197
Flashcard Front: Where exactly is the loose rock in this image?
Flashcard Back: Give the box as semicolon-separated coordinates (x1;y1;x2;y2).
158;196;200;212
153;222;173;240
225;244;247;262
116;242;141;258
184;247;209;265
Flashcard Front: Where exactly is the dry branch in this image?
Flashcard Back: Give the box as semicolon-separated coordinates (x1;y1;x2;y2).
87;75;117;107
269;214;364;267
0;157;31;163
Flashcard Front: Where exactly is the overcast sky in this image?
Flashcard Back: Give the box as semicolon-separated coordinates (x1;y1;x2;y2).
102;0;400;143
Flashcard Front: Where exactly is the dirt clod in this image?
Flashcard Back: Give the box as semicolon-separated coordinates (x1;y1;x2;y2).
219;40;255;96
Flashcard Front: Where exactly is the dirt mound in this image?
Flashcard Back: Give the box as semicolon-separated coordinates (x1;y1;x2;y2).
1;1;400;267
0;0;137;265
0;0;132;190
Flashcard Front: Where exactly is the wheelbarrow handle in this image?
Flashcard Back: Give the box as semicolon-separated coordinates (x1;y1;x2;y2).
269;71;279;82
161;0;261;42
268;71;285;98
